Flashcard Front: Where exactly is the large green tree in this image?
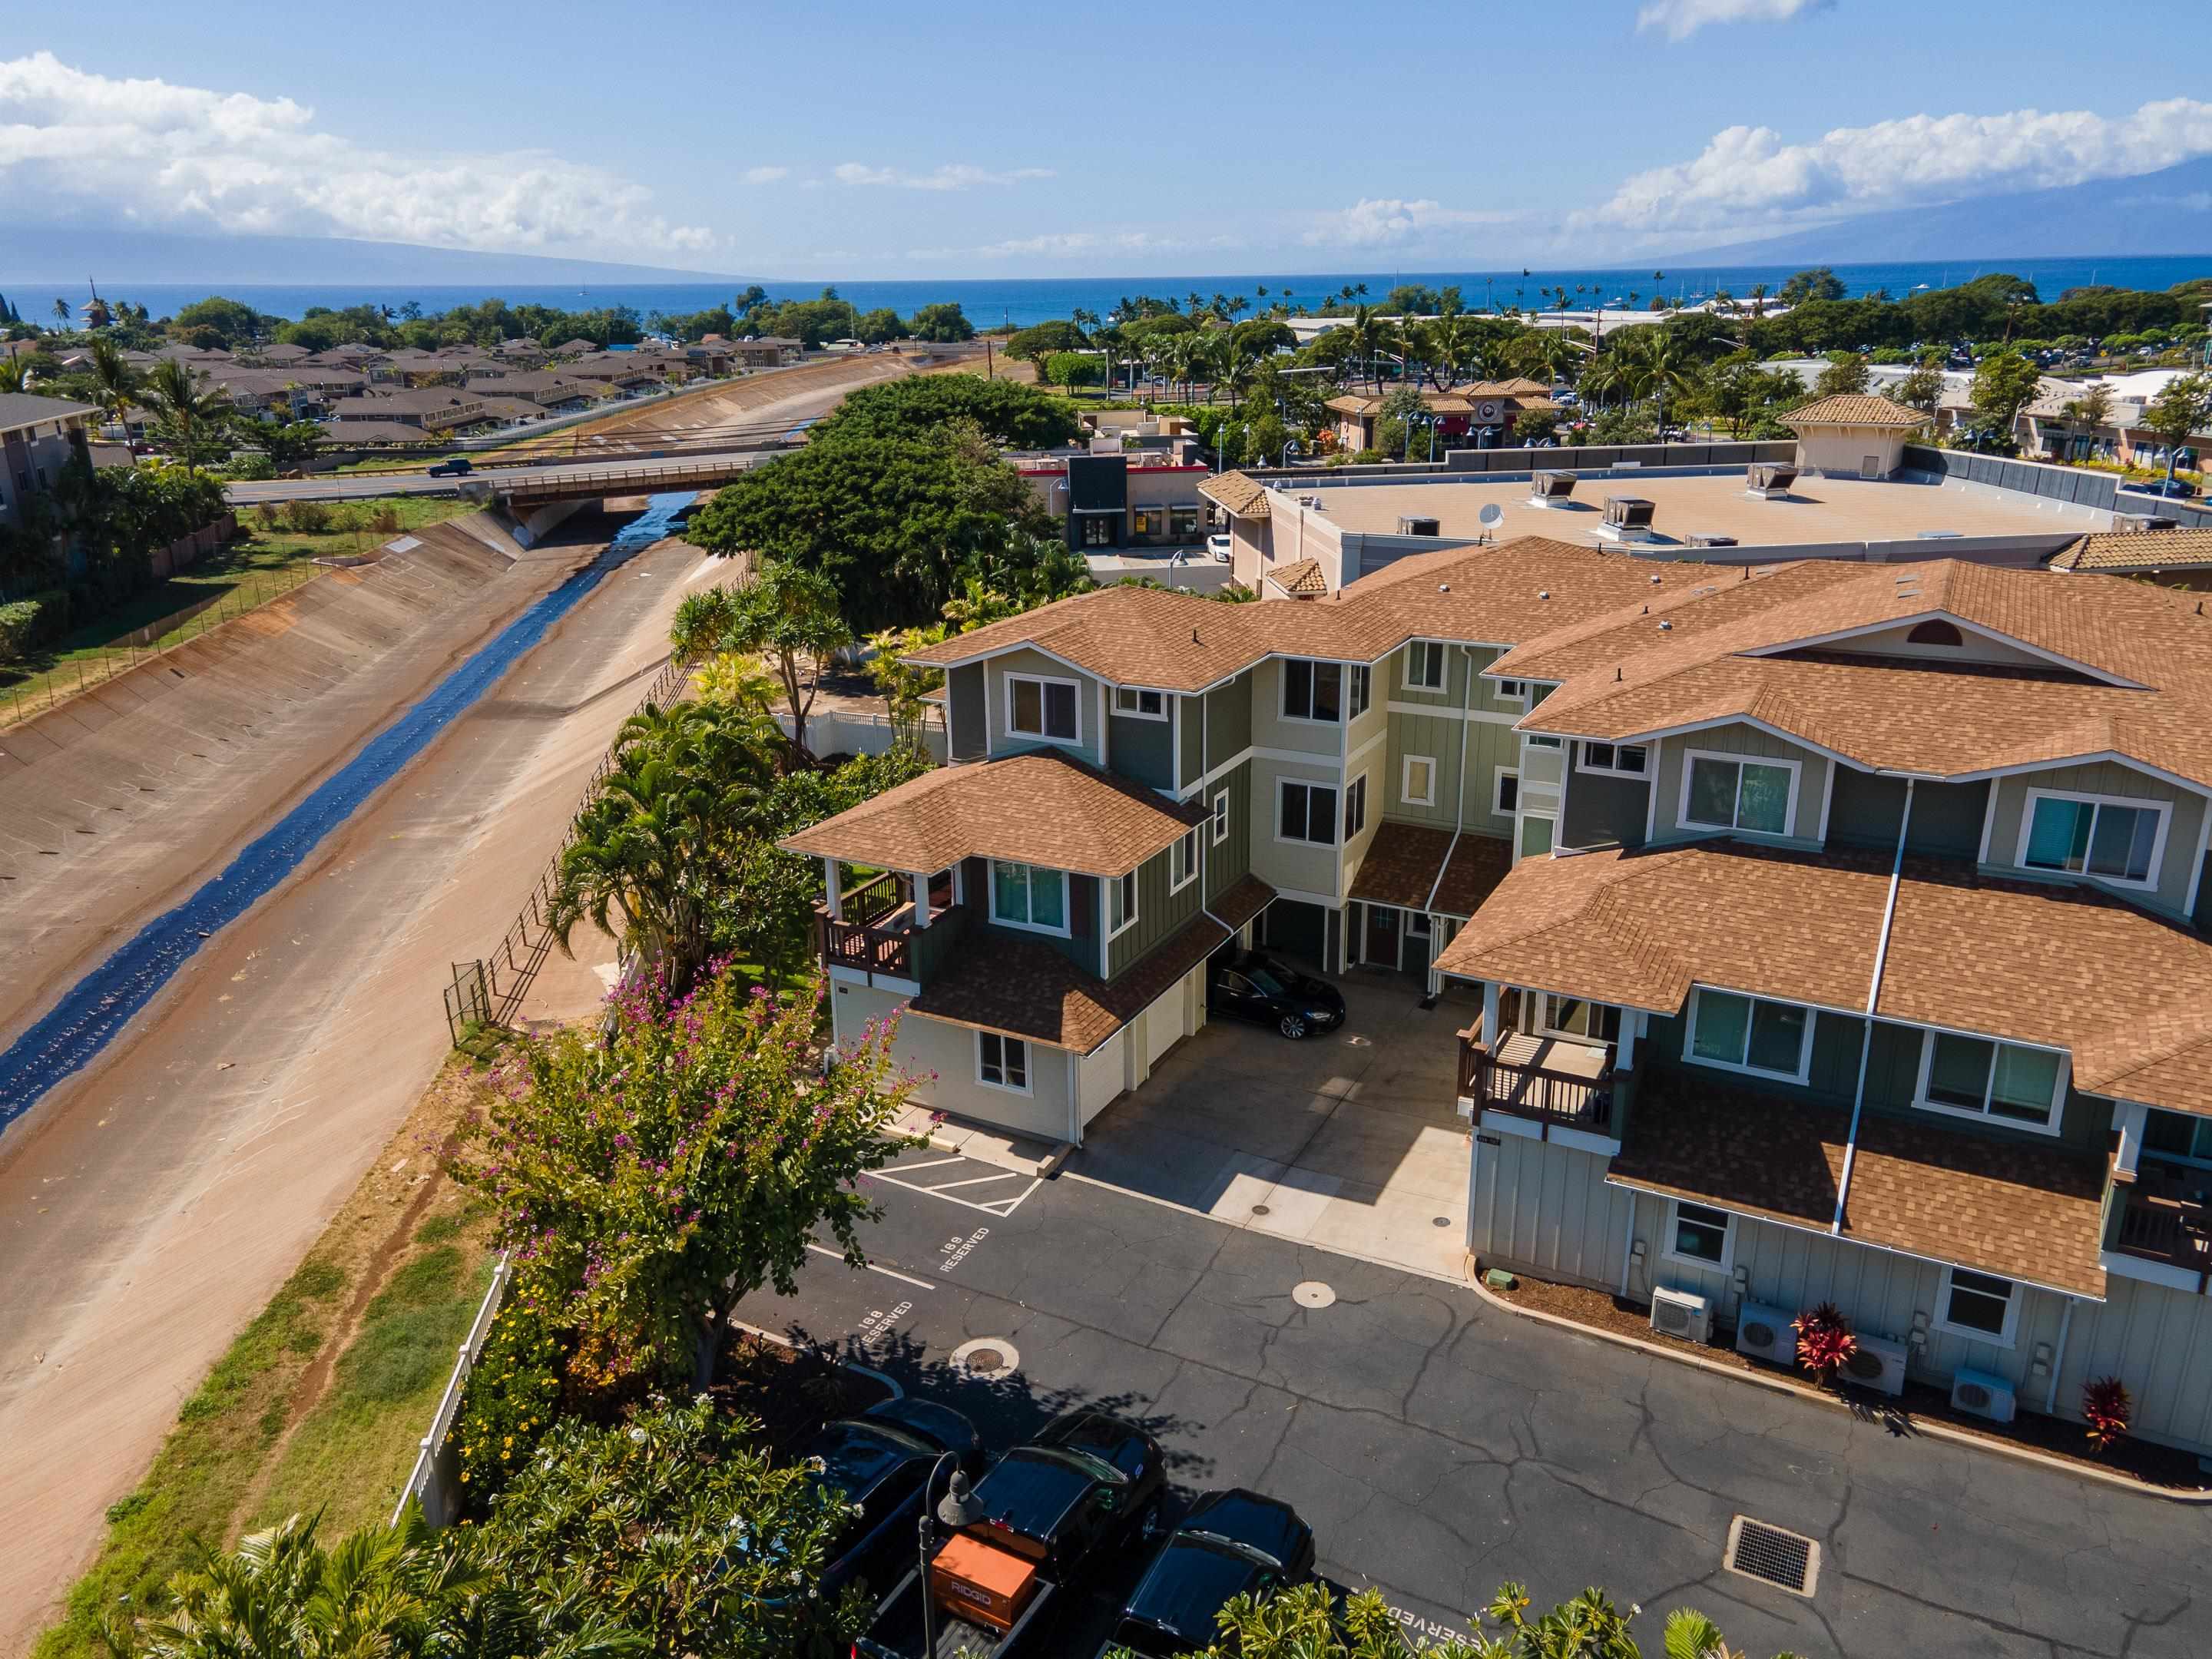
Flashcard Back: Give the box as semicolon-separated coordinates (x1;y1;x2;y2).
1966;350;2045;449
807;374;1081;449
710;560;853;763
908;301;975;342
453;965;912;1390
2141;372;2212;485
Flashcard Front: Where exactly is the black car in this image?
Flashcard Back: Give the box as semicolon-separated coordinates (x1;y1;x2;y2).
796;1397;983;1597
1102;1489;1316;1657
967;1409;1167;1572
2133;478;2199;499
427;455;474;476
1208;949;1346;1040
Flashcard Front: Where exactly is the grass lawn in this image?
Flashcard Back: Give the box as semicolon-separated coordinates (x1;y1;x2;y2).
2;498;475;718
31;1044;508;1659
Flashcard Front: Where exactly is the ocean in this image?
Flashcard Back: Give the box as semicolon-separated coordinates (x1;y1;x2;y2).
7;257;2207;331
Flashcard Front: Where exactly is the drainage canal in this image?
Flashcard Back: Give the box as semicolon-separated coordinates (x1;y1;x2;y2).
0;493;696;1128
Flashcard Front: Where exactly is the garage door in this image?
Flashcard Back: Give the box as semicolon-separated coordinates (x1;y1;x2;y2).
1144;979;1184;1067
1263;898;1326;965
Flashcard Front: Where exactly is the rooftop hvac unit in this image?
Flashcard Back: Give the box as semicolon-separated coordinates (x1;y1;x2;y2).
1650;1286;1711;1345
1397;514;1442;536
2114;513;2178;534
1842;1332;1908;1398
1733;1303;1798;1366
1528;469;1577;505
1688;532;1739;548
1949;1366;2016;1424
1604;495;1657;529
1746;462;1799;498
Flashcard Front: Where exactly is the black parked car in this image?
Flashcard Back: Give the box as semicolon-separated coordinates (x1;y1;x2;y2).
1208;949;1346;1040
2134;477;2199;498
1101;1488;1316;1657
427;455;473;476
795;1397;984;1598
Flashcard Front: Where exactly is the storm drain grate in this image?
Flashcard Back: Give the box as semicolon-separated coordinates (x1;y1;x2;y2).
1723;1515;1820;1598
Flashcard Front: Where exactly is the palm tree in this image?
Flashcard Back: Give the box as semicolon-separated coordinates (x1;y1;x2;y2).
143;356;233;464
1747;282;1769;320
51;297;71;329
0;356;28;396
86;336;141;436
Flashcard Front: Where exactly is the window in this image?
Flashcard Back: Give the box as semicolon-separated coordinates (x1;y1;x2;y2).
1169;828;1200;892
1936;1267;2019;1346
1493;678;1527;704
1402;755;1436;806
1578;741;1649;778
1347;664;1371;719
1525;733;1563;750
1493;769;1520;816
1916;1031;2065;1131
1107;869;1138;937
1343;775;1368;839
1282;659;1343;723
1008;674;1080;743
1517;813;1555;859
977;1031;1030;1094
1404;641;1447;690
1211;789;1230;846
1687;988;1811;1081
1664;1200;1734;1270
1907;618;1964;647
1113;685;1167;720
990;860;1069;935
1681;751;1798;836
1537;995;1620;1043
1170;505;1200;540
2018;790;2167;888
1278;778;1338;845
1132;508;1157;539
2144;1108;2212;1165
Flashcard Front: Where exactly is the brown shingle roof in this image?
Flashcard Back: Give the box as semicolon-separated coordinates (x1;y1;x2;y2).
1266;558;1328;596
1609;1071;2108;1297
2052;528;2212;573
909;875;1274;1051
780;753;1202;878
1346;823;1512;919
1780;393;1929;429
1200;470;1271;520
1435;839;2212;1117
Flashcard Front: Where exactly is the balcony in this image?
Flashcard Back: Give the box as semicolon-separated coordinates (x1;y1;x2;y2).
815;869;959;986
1458;1023;1618;1139
2111;1161;2212;1293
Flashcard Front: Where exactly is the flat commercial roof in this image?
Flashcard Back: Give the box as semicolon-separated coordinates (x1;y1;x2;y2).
1290;471;2101;549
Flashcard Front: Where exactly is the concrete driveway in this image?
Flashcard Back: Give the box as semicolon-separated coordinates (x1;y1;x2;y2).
1071;974;1479;1282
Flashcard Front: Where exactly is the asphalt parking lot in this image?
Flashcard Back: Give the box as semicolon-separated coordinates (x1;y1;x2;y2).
739;1141;2212;1659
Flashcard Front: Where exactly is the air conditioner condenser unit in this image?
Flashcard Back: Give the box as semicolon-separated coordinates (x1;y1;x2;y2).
1734;1302;1798;1367
1841;1332;1908;1398
1949;1366;2016;1424
1650;1286;1712;1345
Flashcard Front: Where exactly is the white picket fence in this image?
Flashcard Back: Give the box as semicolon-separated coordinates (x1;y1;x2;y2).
392;1257;511;1528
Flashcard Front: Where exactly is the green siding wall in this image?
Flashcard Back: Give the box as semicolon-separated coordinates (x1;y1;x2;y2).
1106;837;1206;978
1826;771;1989;859
1177;694;1204;790
1985;760;2207;919
1108;710;1174;790
1204;762;1254;903
1206;671;1253;766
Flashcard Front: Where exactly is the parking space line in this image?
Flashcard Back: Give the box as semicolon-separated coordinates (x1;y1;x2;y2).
923;1171;1024;1190
864;1167;1045;1217
887;1154;969;1174
806;1242;938;1290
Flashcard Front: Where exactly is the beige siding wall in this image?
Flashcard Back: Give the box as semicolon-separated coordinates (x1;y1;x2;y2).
986;646;1107;769
1250;657;1349;757
1203;671;1254;772
2059;1271;2212;1453
1985;760;2207;917
1386;705;1522;834
1250;754;1345;899
1079;1034;1126;1126
1469;1132;1637;1292
1649;722;1830;849
831;982;1072;1142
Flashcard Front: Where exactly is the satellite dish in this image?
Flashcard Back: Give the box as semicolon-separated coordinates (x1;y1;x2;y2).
1479;503;1505;530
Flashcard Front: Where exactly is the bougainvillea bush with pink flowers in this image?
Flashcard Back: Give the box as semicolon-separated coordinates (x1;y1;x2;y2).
452;963;916;1399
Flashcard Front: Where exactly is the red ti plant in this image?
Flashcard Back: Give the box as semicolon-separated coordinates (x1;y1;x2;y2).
1793;1302;1859;1387
2083;1375;2133;1453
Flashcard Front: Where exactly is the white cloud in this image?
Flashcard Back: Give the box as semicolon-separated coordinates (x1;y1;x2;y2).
742;165;790;184
903;230;1180;260
0;51;715;256
1301;198;1517;249
1636;0;1832;41
1583;96;2212;233
833;161;1053;191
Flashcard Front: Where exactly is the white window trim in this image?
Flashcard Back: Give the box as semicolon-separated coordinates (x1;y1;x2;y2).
1111;684;1170;721
1280;658;1346;726
1276;777;1339;847
1932;1264;2022;1348
1684;986;1814;1085
1576;740;1651;780
1168;829;1200;894
1211;789;1231;846
1492;767;1520;818
1912;1028;2068;1137
1677;747;1803;838
1402;641;1446;692
975;1030;1034;1097
1401;753;1437;807
1107;869;1140;939
1516;811;1557;859
987;860;1073;939
1525;733;1564;750
1492;677;1528;707
1005;671;1084;747
1661;1198;1737;1274
1534;992;1610;1043
1347;663;1372;721
2012;786;2171;892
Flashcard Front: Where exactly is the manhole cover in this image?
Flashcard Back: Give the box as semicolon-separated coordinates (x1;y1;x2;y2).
1250;1204;1272;1217
1292;1281;1336;1309
1432;1216;1451;1227
1724;1515;1820;1598
950;1337;1020;1379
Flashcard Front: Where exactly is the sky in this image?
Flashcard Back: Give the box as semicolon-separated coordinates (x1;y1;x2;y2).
6;0;2212;280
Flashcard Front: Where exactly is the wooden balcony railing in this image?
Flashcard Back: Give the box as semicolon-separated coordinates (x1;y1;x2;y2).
2114;1174;2212;1293
819;912;912;979
842;871;906;929
1458;1027;1616;1137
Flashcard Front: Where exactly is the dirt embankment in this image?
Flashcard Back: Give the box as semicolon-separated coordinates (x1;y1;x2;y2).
492;350;918;454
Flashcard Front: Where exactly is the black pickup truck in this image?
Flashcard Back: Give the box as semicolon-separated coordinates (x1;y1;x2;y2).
1098;1488;1316;1657
856;1410;1166;1659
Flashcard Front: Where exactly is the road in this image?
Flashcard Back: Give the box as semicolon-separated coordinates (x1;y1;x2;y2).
742;1146;2212;1659
224;442;796;505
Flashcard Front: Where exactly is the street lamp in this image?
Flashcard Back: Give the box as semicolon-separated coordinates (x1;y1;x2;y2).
1281;437;1299;468
917;1456;986;1657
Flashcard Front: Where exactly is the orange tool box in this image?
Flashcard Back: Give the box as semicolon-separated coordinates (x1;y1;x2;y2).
929;1532;1041;1633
